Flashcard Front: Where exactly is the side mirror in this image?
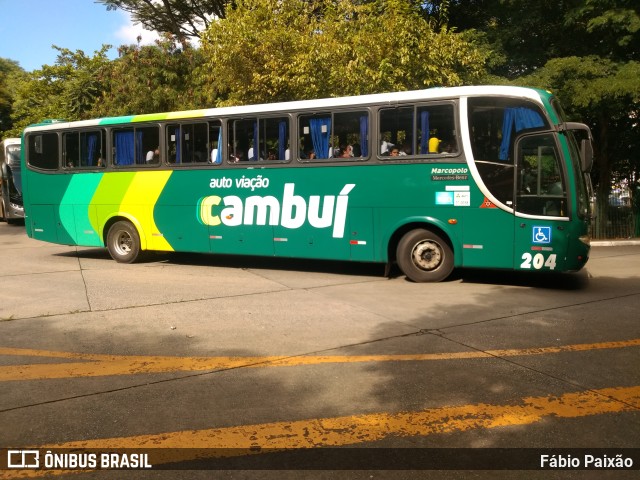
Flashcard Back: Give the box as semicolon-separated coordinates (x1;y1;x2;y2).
580;138;593;173
564;122;594;173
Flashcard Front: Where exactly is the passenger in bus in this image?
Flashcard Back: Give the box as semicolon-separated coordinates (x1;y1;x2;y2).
340;145;353;158
399;143;411;156
389;147;400;156
380;139;393;155
146;147;160;163
429;133;441;153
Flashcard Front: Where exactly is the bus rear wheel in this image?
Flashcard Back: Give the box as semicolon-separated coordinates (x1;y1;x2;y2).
396;229;453;282
106;220;141;264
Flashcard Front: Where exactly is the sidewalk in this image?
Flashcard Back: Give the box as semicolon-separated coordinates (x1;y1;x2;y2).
591;239;640;246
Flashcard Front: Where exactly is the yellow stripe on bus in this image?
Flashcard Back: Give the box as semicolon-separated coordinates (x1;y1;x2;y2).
119;171;173;251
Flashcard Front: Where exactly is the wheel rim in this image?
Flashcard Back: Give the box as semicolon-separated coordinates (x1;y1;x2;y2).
113;230;133;256
410;240;443;271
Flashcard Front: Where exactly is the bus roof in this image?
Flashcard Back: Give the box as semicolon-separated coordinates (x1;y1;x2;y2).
24;85;552;132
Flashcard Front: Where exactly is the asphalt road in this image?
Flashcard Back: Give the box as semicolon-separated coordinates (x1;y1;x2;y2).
0;220;639;479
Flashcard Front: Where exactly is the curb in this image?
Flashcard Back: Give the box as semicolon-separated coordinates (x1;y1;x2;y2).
591;239;640;247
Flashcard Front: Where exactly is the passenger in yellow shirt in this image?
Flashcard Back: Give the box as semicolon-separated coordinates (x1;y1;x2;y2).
428;135;440;153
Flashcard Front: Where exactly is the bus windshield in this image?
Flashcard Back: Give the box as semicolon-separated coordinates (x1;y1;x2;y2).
6;144;22;194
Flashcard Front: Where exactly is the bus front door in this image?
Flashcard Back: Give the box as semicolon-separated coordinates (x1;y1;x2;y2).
513;133;570;274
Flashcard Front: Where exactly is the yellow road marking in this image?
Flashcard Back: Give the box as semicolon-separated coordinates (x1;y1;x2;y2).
0;338;639;381
4;385;640;478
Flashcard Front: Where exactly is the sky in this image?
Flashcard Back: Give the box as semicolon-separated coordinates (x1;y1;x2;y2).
0;0;160;71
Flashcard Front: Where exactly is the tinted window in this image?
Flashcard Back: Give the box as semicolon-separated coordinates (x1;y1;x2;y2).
379;103;457;158
228;117;289;162
113;125;160;166
63;130;106;168
27;133;59;170
298;110;368;160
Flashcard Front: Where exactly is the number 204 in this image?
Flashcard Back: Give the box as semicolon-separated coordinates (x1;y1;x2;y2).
520;253;557;270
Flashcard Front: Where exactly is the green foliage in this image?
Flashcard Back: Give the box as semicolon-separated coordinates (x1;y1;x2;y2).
197;0;486;106
518;56;640;197
90;36;204;117
7;46;111;136
0;58;25;137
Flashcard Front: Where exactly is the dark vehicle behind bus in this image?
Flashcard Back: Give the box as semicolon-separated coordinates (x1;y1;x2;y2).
0;138;24;223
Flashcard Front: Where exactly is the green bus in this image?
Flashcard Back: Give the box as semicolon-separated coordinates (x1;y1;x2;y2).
21;86;593;282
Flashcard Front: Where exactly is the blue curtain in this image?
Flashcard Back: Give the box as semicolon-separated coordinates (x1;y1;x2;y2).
278;120;287;160
115;131;134;165
499;108;545;161
213;128;223;164
309;117;331;159
359;116;368;157
86;134;97;166
136;131;144;164
419;110;430;154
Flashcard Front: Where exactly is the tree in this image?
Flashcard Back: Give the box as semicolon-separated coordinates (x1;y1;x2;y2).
440;0;640;236
519;57;640;195
8;46;112;136
0;58;25;137
90;35;204;117
197;0;486;106
97;0;229;43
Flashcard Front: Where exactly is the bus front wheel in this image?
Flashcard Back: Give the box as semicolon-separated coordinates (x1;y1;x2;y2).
106;221;141;264
396;229;453;282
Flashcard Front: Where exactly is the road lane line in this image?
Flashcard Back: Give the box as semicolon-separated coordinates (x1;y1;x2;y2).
0;339;639;381
4;385;640;478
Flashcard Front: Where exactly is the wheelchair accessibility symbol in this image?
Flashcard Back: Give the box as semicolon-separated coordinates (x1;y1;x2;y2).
532;226;552;244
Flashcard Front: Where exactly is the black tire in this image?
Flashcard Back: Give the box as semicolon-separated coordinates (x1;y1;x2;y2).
106;220;141;264
396;229;454;282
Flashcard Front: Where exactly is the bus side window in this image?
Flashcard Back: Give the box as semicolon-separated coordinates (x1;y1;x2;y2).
299;114;330;160
417;104;458;155
331;111;368;159
113;125;160;166
27;133;59;170
468;99;548;207
228;119;255;162
378;103;457;158
167;122;209;164
379;107;413;156
258;117;289;161
64;130;105;168
298;111;368;160
63;132;80;168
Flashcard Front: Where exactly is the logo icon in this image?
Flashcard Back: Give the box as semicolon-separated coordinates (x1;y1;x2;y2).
532;226;552;244
7;450;39;468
